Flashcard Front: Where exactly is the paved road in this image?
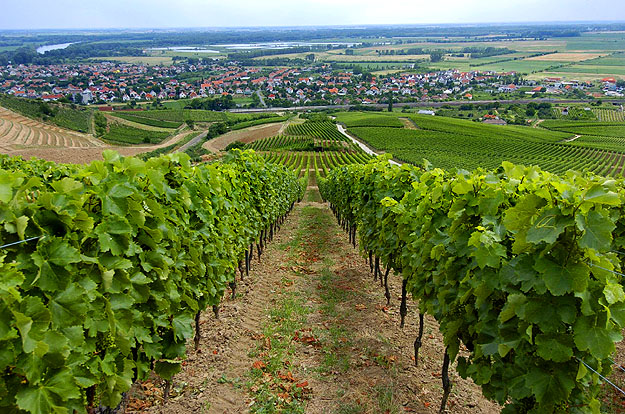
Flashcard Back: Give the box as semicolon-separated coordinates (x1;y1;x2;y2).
336;124;401;166
256;90;267;108
228;99;624;114
175;130;208;153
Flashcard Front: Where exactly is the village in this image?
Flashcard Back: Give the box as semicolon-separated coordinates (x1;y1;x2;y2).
1;57;620;109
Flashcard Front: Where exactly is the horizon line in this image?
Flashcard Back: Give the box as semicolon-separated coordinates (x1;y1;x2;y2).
2;20;625;33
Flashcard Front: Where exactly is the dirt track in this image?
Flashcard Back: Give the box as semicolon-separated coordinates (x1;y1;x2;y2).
127;185;499;414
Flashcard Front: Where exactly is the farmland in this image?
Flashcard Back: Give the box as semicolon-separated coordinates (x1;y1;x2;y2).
0;106;101;149
337;111;625;176
4;23;625;414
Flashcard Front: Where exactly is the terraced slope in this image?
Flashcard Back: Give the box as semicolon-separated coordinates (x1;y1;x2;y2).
0;106;102;149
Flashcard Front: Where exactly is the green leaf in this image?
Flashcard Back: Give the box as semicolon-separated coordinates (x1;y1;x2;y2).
154;360;181;381
604;283;625;305
534;257;589;296
499;293;526;323
15;216;29;240
525;366;575;404
526;208;571;245
535;334;573;362
575;210;615;251
172;314;194;341
15;369;79;414
584;185;620;205
33;238;81;268
573;315;622;359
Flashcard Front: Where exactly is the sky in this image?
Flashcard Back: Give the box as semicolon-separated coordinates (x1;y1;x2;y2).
1;0;624;30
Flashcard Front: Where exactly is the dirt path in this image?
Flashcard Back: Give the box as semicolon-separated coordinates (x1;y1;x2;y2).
562;134;581;142
399;117;419;130
532;119;544;128
129;185;499;414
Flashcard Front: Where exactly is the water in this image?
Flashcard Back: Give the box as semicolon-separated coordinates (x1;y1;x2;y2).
216;42;360;50
36;42;76;54
147;47;220;53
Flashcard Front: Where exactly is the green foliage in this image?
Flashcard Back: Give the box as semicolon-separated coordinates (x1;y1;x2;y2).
225;141;246;151
0;150;302;413
335;112;403;128
110;112;182;128
102;122;171;144
0;94;92;133
229;116;288;131
319;159;625;413
93;112;107;137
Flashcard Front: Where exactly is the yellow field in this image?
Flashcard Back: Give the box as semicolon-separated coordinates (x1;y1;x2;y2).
526;72;625;81
525;53;607;62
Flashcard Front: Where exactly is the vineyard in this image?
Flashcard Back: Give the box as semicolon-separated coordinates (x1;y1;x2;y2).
247;120;359;152
0;95;92;133
593;108;625;123
320;158;625;413
338;112;625;177
0;107;102;149
101;121;173;145
0;150;302;413
3;108;625;413
110;112;183;129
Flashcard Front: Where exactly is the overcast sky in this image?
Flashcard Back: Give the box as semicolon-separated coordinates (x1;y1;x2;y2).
1;0;623;30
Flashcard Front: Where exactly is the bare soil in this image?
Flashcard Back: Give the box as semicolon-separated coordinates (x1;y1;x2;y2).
203;123;285;154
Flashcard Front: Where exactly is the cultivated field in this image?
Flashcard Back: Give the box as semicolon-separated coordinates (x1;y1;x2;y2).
525;52;607;61
0;106;102;149
202;121;286;153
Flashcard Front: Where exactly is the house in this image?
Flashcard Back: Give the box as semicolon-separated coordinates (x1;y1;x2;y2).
41;94;63;102
418;110;435;116
498;84;517;93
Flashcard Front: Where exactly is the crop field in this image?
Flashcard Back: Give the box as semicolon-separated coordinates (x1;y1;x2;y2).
541;120;625;138
0;106;101;149
341;112;625;176
594;108;625;122
101;121;172;145
261;150;374;180
334;112;404;128
525;52;607;61
248;120;359;152
110;112;183;129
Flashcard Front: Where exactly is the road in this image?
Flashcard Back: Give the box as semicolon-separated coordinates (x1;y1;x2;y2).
228;99;624;114
256;90;267;108
175;130;208;153
336;124;401;166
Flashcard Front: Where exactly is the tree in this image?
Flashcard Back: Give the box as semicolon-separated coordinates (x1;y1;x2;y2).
387;94;393;112
429;51;444;62
306;53;315;61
